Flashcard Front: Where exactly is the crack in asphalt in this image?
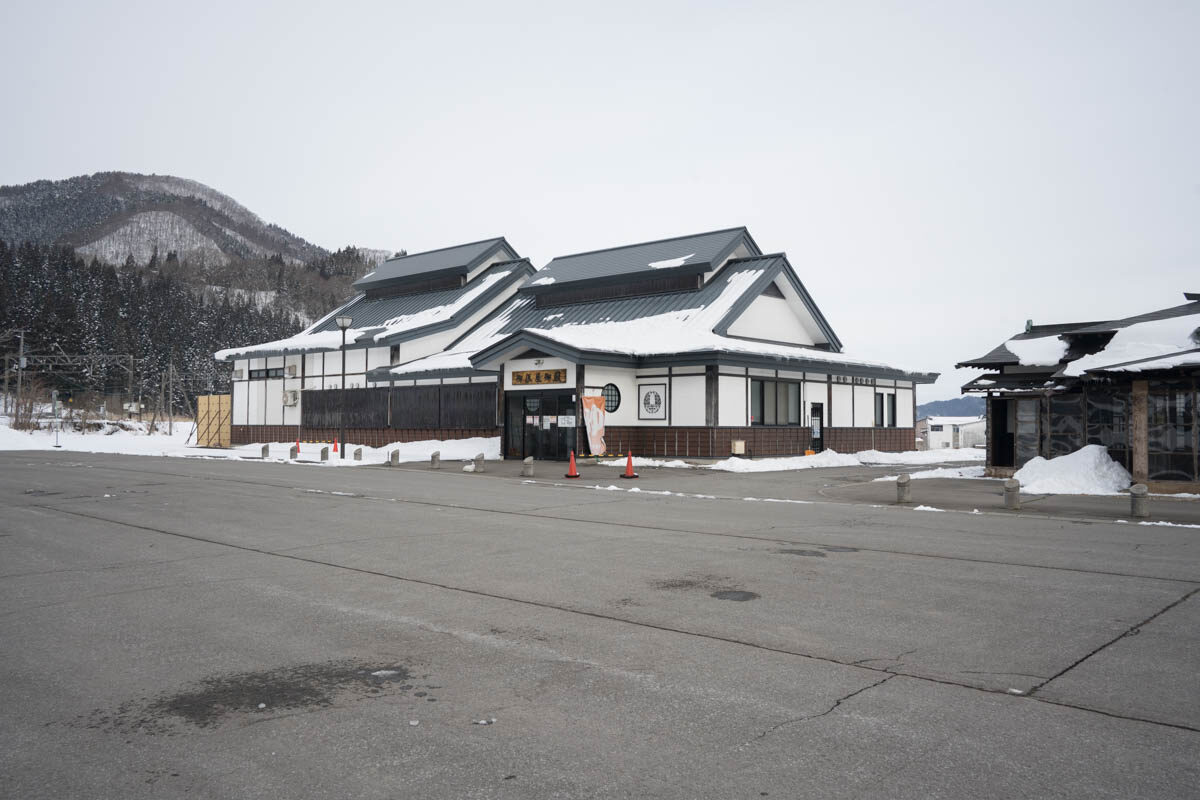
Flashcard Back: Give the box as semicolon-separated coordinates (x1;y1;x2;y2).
753;675;896;742
22;501;1200;735
1026;586;1200;698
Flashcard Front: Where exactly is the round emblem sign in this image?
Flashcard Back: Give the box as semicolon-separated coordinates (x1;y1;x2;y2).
643;389;662;414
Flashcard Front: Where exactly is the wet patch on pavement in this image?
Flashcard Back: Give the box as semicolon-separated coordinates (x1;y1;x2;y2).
774;549;827;557
78;659;427;733
710;590;760;602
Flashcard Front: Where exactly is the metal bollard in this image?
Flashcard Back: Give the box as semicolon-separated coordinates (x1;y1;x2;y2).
473;453;485;473
320;446;329;462
389;450;399;467
896;473;912;504
1004;478;1020;510
1130;483;1149;518
521;456;534;477
430;451;441;469
353;447;363;461
261;444;270;459
289;444;298;460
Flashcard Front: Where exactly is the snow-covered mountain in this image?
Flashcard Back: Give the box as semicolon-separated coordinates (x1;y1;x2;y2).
0;171;331;267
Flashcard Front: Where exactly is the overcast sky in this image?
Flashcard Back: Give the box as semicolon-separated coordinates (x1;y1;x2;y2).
4;0;1197;400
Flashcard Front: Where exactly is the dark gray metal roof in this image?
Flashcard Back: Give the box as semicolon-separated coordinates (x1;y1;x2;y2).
1068;299;1200;334
353;237;517;291
470;255;777;341
314;260;533;343
525;227;758;291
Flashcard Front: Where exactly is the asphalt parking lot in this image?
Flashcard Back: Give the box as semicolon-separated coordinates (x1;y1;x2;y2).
2;451;1198;798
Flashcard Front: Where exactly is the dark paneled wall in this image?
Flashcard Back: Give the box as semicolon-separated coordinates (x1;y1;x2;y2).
301;384;496;430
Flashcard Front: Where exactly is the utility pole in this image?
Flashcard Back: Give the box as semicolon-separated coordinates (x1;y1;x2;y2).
15;329;27;412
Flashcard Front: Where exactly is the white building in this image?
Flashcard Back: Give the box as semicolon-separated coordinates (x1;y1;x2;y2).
916;416;985;450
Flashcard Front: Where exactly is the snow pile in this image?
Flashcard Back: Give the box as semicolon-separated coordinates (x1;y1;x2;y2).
0;422;500;467
858;448;984;465
1013;445;1132;495
1006;336;1067;366
708;449;862;473
874;466;988;481
597;456;690;469
647;253;695;269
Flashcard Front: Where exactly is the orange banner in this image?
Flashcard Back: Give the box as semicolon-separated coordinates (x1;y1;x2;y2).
581;395;607;455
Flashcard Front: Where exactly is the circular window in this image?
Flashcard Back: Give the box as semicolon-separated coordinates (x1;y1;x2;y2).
601;383;621;413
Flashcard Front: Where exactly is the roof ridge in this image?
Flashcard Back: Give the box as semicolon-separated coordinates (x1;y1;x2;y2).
381;236;508;263
546;226;748;262
725;252;785;264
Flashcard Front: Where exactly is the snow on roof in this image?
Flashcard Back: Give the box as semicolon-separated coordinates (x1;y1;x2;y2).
1005;335;1067;367
648;253;695;269
1063;313;1200;375
383;254;929;379
216;270;515;360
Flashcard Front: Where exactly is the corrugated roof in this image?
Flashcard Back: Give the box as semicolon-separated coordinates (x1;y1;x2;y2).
353;237;515;291
527;227;755;289
313;261;528;335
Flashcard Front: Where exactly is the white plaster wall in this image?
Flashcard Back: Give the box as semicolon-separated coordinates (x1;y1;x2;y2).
323;351;342;376
853;385;875;427
896;388;914;427
345;349;366;374
748;367;775;378
284;354;302;378
718;375;747;426
726;293;816;346
283;377;301;426
324;375;343;390
504;356;576;392
831;384;853;427
304;352;322;378
246;380;265;425
582;366;637;427
471;376;497;384
443;377;469;385
234;359;249;379
303;378;321;391
264;379;284;425
671;375;705;426
266;355;284;370
367;347;390;370
232;380;248;425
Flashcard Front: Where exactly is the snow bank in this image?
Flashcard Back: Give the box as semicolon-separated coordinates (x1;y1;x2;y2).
0;422;500;467
1006;336;1067;367
708;449;862;472
1013;445;1132;495
874;466;988;481
597;456;690;469
858;448;984;465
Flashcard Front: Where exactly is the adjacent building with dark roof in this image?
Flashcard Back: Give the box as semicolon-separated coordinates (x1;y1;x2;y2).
958;292;1200;490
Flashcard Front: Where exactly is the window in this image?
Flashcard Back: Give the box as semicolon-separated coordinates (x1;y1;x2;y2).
750;379;802;426
602;383;621;413
930;424;944;432
874;393;885;427
249;367;284;379
887;393;897;427
390;345;401;365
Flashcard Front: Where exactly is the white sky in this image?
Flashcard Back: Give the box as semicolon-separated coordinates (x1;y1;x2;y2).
3;0;1197;400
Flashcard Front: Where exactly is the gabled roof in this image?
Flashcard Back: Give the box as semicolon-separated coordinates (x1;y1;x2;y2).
369;253;934;382
523;227;759;293
353;237;517;292
214;260;534;360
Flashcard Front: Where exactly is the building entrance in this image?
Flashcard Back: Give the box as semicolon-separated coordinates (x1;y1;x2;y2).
504;390;578;460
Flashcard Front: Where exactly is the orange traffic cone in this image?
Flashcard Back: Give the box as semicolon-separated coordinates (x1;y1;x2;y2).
619;450;638;479
333;437;339;453
564;450;581;479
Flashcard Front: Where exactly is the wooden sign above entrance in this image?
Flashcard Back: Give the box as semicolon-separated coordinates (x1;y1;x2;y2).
512;369;567;386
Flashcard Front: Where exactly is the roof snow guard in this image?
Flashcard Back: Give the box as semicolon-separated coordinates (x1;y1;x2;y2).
353;237;518;293
522;227;759;294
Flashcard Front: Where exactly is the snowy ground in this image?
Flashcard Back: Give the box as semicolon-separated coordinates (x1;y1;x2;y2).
0;420;499;467
600;447;984;473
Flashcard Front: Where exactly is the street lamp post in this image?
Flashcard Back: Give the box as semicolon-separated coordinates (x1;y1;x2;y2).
335;316;353;459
